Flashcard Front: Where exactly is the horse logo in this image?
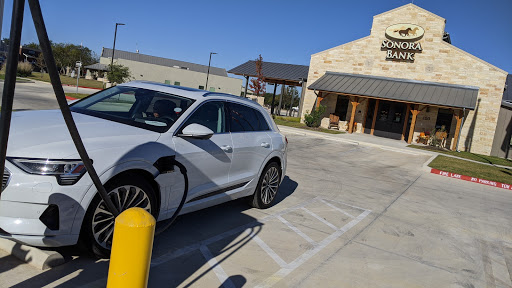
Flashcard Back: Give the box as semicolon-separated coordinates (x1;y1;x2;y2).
386;24;424;41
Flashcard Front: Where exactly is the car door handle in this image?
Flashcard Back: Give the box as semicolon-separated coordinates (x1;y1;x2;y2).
261;142;271;148
221;145;232;152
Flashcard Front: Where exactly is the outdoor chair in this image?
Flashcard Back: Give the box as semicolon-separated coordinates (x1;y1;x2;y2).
328;114;340;130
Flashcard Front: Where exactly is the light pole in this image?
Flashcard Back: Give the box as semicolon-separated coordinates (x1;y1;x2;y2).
205;52;217;91
111;23;125;67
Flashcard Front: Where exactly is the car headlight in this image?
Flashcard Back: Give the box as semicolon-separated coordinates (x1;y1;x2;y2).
7;157;87;185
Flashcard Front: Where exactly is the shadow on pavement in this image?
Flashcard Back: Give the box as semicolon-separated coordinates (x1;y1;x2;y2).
5;176;298;288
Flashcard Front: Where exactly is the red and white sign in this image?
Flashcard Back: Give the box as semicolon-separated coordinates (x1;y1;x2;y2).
430;168;512;190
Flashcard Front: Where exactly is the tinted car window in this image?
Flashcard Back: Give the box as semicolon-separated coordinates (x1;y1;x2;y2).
229;103;269;132
70;86;194;133
182;101;226;134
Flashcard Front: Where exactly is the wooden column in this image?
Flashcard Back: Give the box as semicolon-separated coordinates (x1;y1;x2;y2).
348;97;360;134
370;99;379;135
407;105;420;144
451;110;464;151
316;92;324;109
401;103;411;141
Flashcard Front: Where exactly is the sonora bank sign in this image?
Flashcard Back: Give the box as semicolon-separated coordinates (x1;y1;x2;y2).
381;23;424;62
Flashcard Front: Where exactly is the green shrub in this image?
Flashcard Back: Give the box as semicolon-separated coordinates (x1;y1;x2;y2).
304;105;326;127
16;61;33;77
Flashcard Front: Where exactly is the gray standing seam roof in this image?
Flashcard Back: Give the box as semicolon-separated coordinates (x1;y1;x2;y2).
308;72;479;110
228;61;309;82
102;48;228;77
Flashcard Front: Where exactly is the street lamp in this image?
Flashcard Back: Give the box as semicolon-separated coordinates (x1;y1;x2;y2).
205;52;217;91
111;23;125;67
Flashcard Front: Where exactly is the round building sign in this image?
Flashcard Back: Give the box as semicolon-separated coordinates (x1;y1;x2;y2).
385;24;425;41
381;23;424;62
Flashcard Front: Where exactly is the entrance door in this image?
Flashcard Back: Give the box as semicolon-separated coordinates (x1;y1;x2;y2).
365;100;407;140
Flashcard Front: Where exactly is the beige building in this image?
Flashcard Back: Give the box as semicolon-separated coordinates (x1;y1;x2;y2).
302;4;508;156
99;48;243;96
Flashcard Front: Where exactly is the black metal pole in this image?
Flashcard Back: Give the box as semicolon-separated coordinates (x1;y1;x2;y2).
111;24;118;67
205;52;212;91
270;82;277;115
0;0;25;195
28;0;119;216
243;75;248;97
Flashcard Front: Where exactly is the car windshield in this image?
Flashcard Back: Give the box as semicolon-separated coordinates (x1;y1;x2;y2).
70;86;194;132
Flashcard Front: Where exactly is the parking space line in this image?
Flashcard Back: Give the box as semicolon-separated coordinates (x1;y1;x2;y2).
252;235;288;267
301;207;338;231
277;215;316;246
200;245;236;288
256;209;371;288
319;199;355;219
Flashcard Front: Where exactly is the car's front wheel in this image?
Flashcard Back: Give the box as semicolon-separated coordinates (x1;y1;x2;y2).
79;173;158;258
249;162;281;209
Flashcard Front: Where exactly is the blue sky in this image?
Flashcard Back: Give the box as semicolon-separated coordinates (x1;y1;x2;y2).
1;0;511;75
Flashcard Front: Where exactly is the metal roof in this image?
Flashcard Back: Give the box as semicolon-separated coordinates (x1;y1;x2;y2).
309;72;479;110
101;48;228;77
84;63;108;71
228;61;309;84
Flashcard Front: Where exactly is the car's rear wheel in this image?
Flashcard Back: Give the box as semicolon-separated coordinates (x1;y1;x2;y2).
79;173;158;258
250;162;281;209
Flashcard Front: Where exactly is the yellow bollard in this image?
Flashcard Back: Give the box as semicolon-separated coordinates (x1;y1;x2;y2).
107;207;156;288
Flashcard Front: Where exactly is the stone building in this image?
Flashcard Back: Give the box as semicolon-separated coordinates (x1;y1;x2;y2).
301;4;508;156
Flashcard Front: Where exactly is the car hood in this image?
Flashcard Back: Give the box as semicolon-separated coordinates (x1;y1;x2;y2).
7;110;161;159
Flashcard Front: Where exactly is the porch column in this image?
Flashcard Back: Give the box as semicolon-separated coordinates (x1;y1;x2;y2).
316;92;324;109
348;96;360;134
370;99;379;135
401;103;411;140
451;110;464;151
407;105;420;144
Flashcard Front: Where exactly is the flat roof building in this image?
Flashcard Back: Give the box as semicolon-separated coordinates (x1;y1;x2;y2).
303;4;508;156
99;48;243;96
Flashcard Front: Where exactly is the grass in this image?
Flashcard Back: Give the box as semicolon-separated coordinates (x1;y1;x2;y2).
429;155;512;185
0;73;33;82
65;93;90;99
408;144;512;167
27;73;105;89
273;116;345;135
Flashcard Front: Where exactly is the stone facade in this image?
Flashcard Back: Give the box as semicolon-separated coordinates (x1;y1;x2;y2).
302;4;508;155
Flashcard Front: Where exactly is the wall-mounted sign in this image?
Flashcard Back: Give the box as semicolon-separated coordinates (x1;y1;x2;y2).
381;23;424;62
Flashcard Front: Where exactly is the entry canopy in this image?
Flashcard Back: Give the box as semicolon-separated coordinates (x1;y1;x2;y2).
228;60;309;86
309;72;479;110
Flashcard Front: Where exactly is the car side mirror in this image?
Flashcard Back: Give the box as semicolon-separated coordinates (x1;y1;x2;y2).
179;123;214;140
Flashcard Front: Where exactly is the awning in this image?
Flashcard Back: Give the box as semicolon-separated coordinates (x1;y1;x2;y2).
308;72;479;110
228;60;309;86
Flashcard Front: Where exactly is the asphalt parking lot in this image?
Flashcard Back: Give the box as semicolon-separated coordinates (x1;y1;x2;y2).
1;129;511;287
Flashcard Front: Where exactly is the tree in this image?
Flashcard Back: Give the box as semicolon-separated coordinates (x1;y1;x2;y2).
23;42;41;50
249;55;266;97
34;53;46;75
1;38;9;46
107;63;131;85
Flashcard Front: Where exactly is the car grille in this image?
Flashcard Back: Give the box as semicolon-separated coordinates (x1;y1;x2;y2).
2;169;10;192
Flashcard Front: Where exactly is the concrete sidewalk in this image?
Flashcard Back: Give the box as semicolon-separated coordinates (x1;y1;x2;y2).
277;125;512;169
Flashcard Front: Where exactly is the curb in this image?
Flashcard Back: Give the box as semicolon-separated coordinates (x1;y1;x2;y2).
430;168;512;191
0;238;67;270
66;96;78;101
278;126;429;156
62;84;102;90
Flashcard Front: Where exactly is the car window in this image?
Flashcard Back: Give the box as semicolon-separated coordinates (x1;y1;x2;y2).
182;101;226;134
70;86;194;133
228;102;268;132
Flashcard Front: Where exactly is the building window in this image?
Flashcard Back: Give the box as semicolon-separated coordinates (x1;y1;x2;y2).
199;85;205;90
209;87;215;92
174;81;180;86
165;80;170;84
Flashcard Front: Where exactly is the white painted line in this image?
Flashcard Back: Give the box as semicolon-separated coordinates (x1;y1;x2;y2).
277;215;316;246
252;235;288;268
320;199;355;219
379;146;422;155
200;245;235;288
256;209;371;288
301;207;338;231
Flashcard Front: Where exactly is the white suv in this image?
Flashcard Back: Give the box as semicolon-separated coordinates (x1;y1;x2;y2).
0;81;287;257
